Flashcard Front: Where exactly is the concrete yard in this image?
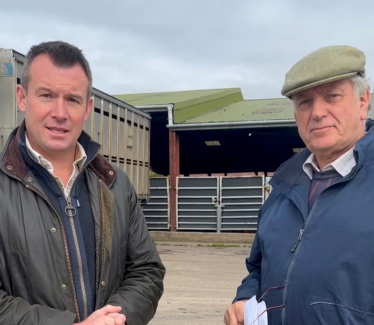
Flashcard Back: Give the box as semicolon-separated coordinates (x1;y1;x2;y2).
148;243;251;325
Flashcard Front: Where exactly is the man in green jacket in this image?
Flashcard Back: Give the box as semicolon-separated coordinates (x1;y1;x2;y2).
0;41;165;325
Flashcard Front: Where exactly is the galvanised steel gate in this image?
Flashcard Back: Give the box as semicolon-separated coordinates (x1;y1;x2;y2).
142;177;170;230
176;176;265;232
176;177;219;231
220;176;264;231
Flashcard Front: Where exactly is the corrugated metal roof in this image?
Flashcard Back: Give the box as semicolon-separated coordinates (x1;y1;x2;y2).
182;95;374;124
114;88;244;123
183;98;294;124
115;88;374;127
114;88;241;109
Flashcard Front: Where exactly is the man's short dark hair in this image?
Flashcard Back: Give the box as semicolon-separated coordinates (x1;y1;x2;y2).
21;41;92;98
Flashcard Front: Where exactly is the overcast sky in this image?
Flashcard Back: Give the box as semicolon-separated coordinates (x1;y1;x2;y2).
1;0;373;100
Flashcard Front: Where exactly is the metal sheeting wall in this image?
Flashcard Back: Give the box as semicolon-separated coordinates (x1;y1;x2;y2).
177;177;219;231
176;176;264;232
0;49;17;148
85;90;151;199
220;176;264;231
142;177;170;230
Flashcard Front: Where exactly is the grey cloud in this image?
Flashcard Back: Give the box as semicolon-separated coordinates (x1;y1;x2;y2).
1;0;374;99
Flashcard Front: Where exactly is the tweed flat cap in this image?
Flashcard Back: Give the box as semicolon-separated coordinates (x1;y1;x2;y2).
281;45;366;97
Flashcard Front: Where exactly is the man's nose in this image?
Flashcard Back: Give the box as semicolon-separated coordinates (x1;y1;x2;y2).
51;98;68;120
311;97;328;121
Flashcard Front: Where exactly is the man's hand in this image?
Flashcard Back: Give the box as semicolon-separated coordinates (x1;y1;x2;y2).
74;305;126;325
223;300;247;325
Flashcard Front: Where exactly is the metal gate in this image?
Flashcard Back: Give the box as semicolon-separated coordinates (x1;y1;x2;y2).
176;177;219;231
220;176;264;231
142;177;170;230
176;176;265;232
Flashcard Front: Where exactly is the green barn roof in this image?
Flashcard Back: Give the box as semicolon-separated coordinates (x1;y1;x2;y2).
184;98;294;124
114;88;374;130
114;88;243;123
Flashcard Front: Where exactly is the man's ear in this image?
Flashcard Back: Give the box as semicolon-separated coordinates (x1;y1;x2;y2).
84;96;93;121
16;85;27;113
294;111;298;123
359;89;370;121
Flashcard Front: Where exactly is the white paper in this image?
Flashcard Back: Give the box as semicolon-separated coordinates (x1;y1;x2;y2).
243;296;268;325
257;301;268;325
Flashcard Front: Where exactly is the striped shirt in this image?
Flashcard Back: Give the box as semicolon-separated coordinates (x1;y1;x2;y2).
303;148;356;180
25;134;87;197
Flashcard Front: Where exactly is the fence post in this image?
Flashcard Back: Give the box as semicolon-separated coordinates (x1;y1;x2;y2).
169;130;180;231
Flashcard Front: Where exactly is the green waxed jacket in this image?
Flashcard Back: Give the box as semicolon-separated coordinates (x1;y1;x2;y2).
0;123;165;325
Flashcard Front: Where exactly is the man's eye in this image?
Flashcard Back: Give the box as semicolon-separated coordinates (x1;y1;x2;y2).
299;99;310;107
327;94;340;100
68;97;78;103
41;94;51;98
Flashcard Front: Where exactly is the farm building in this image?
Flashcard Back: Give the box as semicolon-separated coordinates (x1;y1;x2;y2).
115;89;374;232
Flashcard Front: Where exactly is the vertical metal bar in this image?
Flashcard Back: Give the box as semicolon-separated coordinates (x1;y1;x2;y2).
167;176;171;229
130;112;134;184
99;98;104;152
146;119;151;201
116;106;120;167
108;102;112;163
217;203;222;234
13;52;19;127
124;108;128;174
136;114;140;196
217;176;222;233
141;116;146;201
90;95;95;139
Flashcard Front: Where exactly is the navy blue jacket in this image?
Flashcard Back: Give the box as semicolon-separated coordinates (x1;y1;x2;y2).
234;129;374;324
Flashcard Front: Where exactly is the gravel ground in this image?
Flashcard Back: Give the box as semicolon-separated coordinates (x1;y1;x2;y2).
148;243;251;325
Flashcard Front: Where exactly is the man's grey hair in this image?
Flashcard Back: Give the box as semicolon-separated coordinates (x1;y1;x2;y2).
21;41;92;98
349;75;371;128
350;75;370;98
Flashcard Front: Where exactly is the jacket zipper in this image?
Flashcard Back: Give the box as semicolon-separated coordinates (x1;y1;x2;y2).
65;196;88;320
63;152;100;320
281;173;356;324
281;201;318;324
290;229;304;253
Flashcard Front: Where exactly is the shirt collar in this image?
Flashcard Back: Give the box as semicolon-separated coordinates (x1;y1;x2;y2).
303;148;356;180
25;133;87;172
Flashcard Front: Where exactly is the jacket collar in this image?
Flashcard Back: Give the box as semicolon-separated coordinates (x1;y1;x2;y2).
269;128;374;220
271;128;374;189
0;120;117;188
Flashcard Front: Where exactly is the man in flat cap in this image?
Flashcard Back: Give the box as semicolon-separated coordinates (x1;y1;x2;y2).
224;45;372;325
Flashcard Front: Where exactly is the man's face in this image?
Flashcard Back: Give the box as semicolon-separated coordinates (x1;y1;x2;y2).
293;79;370;160
16;54;93;161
